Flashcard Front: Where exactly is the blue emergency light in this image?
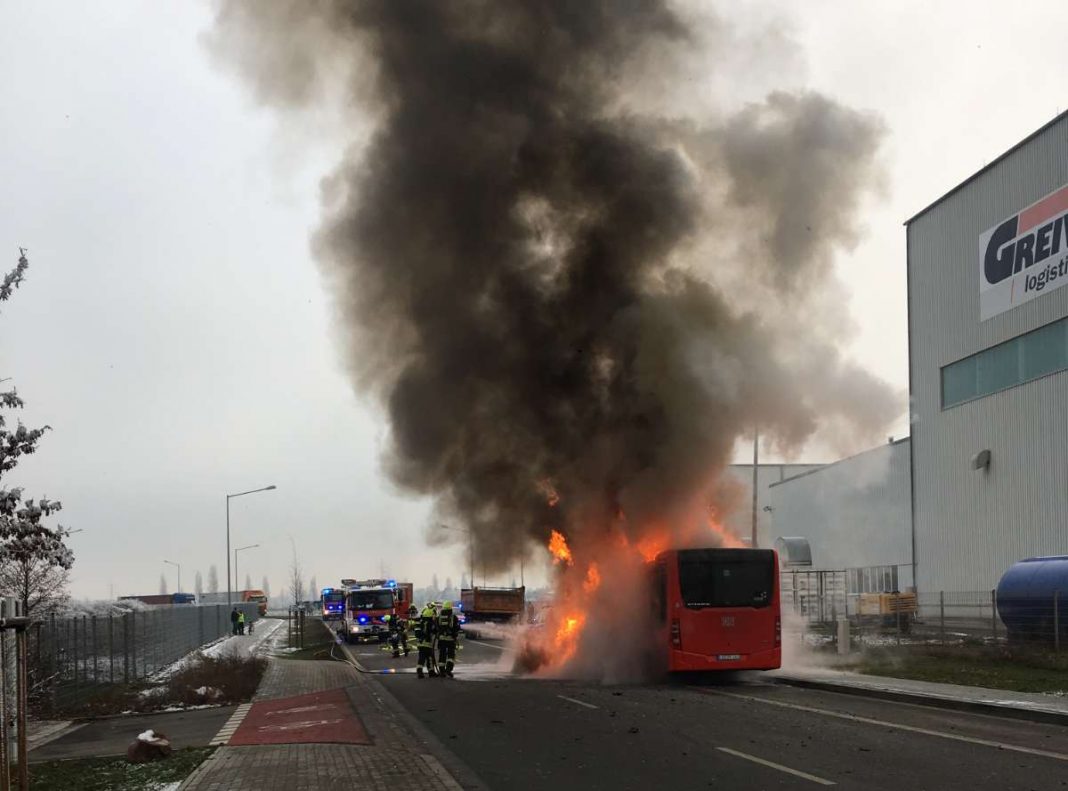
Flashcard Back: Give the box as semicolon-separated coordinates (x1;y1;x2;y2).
358;616;369;624
387;579;397;588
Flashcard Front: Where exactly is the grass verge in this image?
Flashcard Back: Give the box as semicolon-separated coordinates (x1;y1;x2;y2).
30;746;214;791
40;654;268;719
849;644;1068;694
275;619;336;661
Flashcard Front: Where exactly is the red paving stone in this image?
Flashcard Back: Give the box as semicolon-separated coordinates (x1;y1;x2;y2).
228;687;370;747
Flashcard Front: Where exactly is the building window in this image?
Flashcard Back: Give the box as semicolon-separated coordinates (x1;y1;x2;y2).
846;565;899;594
941;317;1068;408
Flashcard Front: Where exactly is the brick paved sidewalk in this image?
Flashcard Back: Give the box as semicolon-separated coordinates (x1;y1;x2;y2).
179;657;465;790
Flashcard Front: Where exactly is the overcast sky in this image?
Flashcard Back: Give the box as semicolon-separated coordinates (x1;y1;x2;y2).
3;2;1067;600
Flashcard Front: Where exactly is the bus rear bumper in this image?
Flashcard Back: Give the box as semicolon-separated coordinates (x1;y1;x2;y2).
669;647;781;672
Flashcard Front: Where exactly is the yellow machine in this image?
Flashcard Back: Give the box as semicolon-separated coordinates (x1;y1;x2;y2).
856;592;917;631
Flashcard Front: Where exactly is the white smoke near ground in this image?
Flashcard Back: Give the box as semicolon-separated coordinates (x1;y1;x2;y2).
207;1;904;680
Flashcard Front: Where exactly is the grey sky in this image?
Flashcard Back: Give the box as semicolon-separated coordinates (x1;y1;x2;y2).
2;1;1066;599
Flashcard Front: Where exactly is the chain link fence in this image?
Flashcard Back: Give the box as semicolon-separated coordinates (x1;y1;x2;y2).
28;603;261;711
785;583;1068;653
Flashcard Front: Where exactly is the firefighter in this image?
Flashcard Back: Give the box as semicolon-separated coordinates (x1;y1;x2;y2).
436;600;461;678
385;615;402;658
415;602;437;678
404;604;418;655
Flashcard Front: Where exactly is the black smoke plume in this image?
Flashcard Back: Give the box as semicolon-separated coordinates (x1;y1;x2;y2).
209;1;901;571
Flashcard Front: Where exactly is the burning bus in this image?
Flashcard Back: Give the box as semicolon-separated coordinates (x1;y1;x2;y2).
650;548;781;672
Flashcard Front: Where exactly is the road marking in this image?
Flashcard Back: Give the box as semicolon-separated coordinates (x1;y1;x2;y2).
419;753;465;791
557;695;598;710
465;639;507;651
717;747;836;785
701;689;1068;763
209;702;253;746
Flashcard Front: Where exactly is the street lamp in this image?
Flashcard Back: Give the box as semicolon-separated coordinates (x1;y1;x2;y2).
163;559;181;594
234;544;259;599
438;524;475;590
226;485;276;607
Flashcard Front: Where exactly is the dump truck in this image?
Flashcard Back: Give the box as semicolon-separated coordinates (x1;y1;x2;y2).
460;586;525;623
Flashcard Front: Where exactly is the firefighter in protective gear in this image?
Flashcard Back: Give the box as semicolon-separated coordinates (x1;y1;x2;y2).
406;604;419;653
387;614;409;658
415;603;437;678
436;600;461;677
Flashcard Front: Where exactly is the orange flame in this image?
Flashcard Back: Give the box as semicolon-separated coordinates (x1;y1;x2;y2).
548;529;573;565
583;563;601;593
636;533;668;563
553;612;586;663
707;516;745;548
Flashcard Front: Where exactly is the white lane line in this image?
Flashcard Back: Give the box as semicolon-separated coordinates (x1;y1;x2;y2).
717;747;836;785
209;702;253;746
557;695;598;710
702;689;1068;763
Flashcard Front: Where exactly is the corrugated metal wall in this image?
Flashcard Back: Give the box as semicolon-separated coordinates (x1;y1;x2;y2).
722;464;825;545
908;113;1068;594
765;440;913;587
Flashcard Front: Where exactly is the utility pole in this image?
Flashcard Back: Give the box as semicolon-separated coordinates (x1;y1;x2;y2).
751;429;759;549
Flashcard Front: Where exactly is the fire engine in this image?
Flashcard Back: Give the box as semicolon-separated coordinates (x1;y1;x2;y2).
338;578;414;643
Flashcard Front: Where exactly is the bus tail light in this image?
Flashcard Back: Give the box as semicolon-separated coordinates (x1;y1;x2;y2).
670;619;681;648
774;614;781;647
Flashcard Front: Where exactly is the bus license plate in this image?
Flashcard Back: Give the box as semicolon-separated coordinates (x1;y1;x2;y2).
716;654;742;661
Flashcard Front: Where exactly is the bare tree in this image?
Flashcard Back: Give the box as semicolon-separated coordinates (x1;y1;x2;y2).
0;251;74;614
309;575;317;597
0;559;69;617
288;539;304;605
194;570;203;596
208;565;219;594
159;573;168;595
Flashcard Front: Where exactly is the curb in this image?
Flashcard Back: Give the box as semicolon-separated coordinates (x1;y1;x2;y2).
338;641;490;789
773;675;1068;727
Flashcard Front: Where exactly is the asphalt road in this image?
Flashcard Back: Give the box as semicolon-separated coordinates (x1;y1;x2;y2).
345;635;1068;790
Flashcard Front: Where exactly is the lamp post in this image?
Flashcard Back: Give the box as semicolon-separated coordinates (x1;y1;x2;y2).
163;559;181;594
438;524;474;591
235;544;259;600
226;485;276;607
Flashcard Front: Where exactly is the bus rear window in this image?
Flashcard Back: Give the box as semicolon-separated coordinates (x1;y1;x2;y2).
678;549;773;608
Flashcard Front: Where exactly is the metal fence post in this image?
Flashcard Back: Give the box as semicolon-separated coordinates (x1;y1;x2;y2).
123;613;130;684
72;617;79;686
939;591;945;645
990;589;998;643
16;627;28;791
108;616;114;685
91;616;98;683
1055;590;1061;653
1;630;9;791
50;614;57;689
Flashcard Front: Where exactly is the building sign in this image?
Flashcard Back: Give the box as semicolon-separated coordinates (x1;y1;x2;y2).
979;181;1068;320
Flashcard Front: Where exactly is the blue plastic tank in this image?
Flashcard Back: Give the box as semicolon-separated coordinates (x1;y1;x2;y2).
996;556;1068;642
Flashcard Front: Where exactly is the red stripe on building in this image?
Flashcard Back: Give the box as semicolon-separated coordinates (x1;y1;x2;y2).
1018;184;1068;233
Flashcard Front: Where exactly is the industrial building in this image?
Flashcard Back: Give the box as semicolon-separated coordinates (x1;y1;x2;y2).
722;463;824;544
754;112;1068;601
906;111;1068;595
764;438;912;592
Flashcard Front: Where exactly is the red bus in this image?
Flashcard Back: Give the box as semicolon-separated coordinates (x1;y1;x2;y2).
651;548;781;672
